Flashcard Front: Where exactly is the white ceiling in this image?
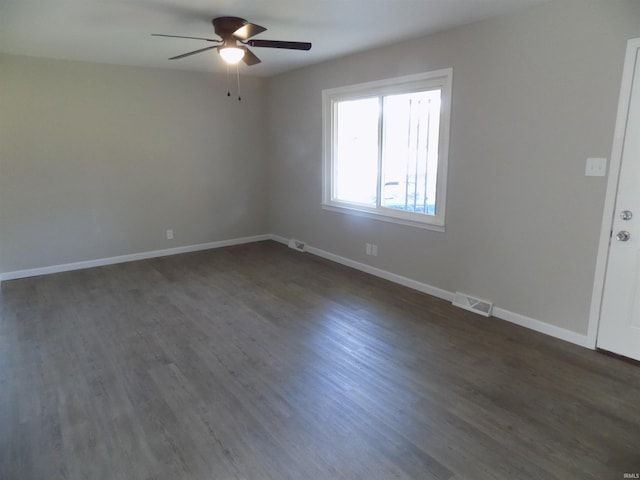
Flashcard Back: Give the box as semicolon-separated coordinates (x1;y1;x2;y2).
0;0;551;77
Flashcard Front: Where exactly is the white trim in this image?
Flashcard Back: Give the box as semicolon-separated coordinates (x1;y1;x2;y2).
588;38;640;350
0;234;271;282
270;234;290;246
492;307;591;348
322;69;455;99
304;244;455;302
283;237;590;348
1;230;592;348
320;204;446;232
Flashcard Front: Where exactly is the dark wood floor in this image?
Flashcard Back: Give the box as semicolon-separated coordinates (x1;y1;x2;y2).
1;241;639;480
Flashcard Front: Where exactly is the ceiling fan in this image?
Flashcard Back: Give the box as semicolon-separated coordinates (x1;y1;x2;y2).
152;16;312;66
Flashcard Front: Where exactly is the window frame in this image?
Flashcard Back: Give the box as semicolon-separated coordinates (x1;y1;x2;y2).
322;69;452;231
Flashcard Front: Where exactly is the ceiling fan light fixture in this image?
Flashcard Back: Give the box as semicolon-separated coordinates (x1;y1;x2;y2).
154;16;312;68
219;46;245;64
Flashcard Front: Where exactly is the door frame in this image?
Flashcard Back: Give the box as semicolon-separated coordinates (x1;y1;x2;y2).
589;37;640;349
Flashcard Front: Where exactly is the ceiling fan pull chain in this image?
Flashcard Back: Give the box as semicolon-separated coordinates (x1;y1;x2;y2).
236;64;241;101
226;64;231;97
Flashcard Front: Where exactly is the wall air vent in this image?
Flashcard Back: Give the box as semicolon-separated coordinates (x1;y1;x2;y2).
288;238;306;252
452;292;493;317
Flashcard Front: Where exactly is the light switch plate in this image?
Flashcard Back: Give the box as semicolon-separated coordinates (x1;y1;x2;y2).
585;157;607;177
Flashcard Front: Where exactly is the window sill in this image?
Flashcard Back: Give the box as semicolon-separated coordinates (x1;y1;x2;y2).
321;203;446;232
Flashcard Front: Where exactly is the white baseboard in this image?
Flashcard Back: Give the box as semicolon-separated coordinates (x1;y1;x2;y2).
304;244;454;302
275;235;590;349
491;307;591;348
0;234;271;282
1;232;591;349
270;234;290;246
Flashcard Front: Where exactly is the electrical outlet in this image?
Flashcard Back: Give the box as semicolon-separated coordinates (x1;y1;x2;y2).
366;243;372;255
166;229;174;240
585;157;607;177
371;244;378;256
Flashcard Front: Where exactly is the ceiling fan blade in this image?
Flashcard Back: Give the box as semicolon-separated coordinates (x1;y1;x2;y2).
233;23;267;40
169;45;217;60
152;33;219;42
241;47;262;66
247;40;312;51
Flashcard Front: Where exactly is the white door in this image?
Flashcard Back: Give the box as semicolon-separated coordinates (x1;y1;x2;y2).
597;39;640;361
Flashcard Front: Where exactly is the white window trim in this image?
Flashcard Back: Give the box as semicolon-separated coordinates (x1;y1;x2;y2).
322;69;452;232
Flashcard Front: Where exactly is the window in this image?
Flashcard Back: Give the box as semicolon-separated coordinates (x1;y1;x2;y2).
322;69;452;231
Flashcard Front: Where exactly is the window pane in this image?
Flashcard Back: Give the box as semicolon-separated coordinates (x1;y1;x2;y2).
381;90;441;215
334;98;379;206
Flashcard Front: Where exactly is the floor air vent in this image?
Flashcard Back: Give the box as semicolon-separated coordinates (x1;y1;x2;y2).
288;238;307;252
452;292;493;317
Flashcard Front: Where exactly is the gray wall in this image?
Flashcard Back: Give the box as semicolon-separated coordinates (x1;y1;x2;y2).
3;1;640;339
0;54;268;272
267;0;640;335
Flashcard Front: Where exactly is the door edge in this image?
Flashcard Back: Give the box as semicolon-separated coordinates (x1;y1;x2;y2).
589;37;640;350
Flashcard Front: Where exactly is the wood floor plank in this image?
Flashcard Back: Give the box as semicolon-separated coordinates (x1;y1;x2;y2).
1;240;639;479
